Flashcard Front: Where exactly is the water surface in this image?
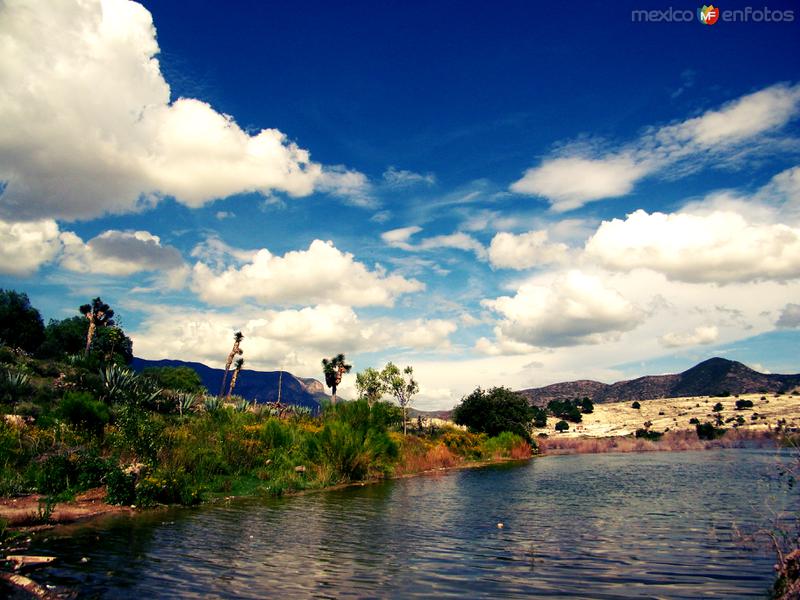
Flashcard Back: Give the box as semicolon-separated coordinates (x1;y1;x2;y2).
25;449;795;598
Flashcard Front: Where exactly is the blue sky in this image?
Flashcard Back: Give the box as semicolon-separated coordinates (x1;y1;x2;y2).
1;0;799;408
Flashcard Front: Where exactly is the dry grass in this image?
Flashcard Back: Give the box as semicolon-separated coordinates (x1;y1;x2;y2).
393;443;461;476
533;392;800;439
537;427;776;455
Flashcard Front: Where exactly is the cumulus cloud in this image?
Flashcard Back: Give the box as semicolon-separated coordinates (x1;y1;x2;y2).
0;0;364;221
488;230;569;270
776;303;800;328
191;239;423;307
0;218;62;275
510;156;649;212
481;270;643;348
381;226;487;260
130;303;456;373
659;325;719;348
60;230;184;276
510;84;800;211
584;209;800;283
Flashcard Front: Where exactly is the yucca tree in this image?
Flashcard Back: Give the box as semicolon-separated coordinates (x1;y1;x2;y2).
79;297;114;355
322;353;352;405
218;331;244;398
227;357;244;400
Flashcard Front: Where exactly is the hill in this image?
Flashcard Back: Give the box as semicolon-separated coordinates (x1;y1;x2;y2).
130;357;330;410
519;357;800;406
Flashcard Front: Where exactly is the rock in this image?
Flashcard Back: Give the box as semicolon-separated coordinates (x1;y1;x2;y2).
294;465;306;473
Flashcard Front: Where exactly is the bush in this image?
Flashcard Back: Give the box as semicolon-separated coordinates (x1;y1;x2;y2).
696;422;726;440
481;432;530;458
635;428;663;441
141;366;204;394
555;420;569;432
440;428;484;458
58;391;110;436
0;290;45;352
105;468;136;505
735;399;754;410
689;417;700;425
453;387;534;442
631;401;641;409
713;402;724;412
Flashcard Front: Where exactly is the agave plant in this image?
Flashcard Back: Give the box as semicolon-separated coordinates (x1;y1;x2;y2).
204;396;223;414
234;399;250;413
99;364;136;403
176;392;198;417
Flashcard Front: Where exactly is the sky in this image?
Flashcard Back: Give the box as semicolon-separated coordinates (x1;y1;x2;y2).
1;0;799;409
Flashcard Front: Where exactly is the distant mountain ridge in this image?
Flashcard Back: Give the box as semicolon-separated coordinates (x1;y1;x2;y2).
518;358;800;406
130;357;330;410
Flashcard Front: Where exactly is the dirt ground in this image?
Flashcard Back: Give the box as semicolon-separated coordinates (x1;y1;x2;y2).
0;487;132;528
534;392;800;438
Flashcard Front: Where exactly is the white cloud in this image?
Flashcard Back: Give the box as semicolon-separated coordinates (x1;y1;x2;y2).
0;0;365;221
130;302;456;375
382;226;487;260
60;230;184;276
318;166;374;207
488;230;569;270
510;156;649;212
382;166;436;187
584;209;800;283
657;84;800;148
659;325;719;348
481;270;643;348
191;239;423;307
0;218;62;275
510;84;800;211
776;303;800;328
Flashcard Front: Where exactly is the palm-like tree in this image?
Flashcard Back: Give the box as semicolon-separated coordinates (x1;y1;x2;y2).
218;331;244;398
79;298;115;355
322;353;352;404
227;358;245;400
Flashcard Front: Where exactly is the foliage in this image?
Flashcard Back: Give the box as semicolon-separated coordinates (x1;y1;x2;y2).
695;422;726;440
58;391;110;436
632;401;641;409
635;428;663;441
380;362;419;434
580;397;594;414
322;353;352;401
453;387;534;442
555;420;569;432
79;297;115;355
713;402;724;412
0;289;45;352
735;399;754;410
531;406;548;428
355;367;385;406
142;366;204;394
0;368;32;404
547;398;583;423
39;316;132;364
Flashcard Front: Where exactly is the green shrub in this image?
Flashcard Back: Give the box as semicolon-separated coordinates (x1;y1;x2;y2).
696;422;726;440
453;387;534;441
441;428;484;458
689;417;700;425
635;428;663;441
481;432;525;457
59;391;110;435
105;468;136;505
631;401;641;409
555;420;569;432
735;399;754;410
32;453;74;494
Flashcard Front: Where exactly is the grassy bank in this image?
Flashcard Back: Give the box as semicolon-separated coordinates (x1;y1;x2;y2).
0;349;532;530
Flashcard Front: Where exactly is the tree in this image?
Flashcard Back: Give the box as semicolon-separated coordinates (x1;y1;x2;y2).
580;397;594;414
632;401;641;410
452;387;534;442
380;362;419;435
38;316;132;363
79;298;115;355
322;353;352;404
0;289;45;352
356;367;385;406
218;331;243;398
227;358;244;400
555;420;569;433
142;366;204;393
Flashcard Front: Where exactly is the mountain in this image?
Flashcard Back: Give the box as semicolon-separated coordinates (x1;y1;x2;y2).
130;357;330;411
518;358;800;406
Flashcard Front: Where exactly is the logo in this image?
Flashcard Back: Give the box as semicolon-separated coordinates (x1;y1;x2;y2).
698;5;720;24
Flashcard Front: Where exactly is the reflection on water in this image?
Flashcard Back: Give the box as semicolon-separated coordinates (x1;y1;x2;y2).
28;449;792;598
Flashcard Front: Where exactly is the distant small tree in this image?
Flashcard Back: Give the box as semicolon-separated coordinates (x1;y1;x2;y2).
632;401;641;409
0;289;45;352
713;402;724;412
555;420;569;433
79;297;115;355
355;367;385;407
142;366;204;393
219;331;243;398
380;362;419;435
580;397;594;414
322;353;352;404
531;406;548;428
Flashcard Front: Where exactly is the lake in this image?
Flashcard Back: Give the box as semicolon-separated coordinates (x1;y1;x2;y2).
20;448;796;598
